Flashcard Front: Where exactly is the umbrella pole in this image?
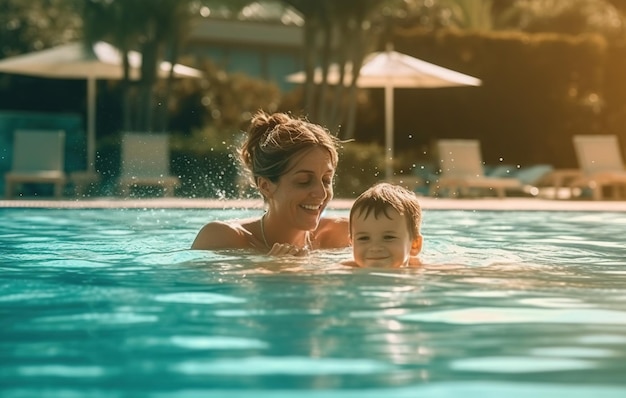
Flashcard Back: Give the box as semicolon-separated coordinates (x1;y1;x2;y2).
87;77;96;172
385;83;394;180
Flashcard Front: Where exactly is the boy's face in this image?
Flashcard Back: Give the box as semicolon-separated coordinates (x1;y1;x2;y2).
351;208;421;268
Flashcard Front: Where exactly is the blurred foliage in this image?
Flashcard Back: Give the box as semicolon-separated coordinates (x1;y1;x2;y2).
193;59;282;131
4;0;626;198
498;0;624;39
279;0;393;138
382;28;617;170
171;147;241;199
334;142;387;198
80;0;252;132
92;61;282;198
392;0;499;30
169;126;243;198
0;0;82;59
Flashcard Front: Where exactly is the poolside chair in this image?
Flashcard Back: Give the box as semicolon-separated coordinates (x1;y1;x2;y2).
5;130;67;198
570;135;626;200
430;139;522;198
118;132;180;197
530;168;583;199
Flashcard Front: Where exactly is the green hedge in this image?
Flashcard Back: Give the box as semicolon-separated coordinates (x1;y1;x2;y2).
93;132;241;198
94;134;406;199
349;28;626;170
171;149;240;199
334;142;387;198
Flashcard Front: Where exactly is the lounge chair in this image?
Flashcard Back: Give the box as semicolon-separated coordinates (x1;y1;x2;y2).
570;135;626;200
430;139;522;198
5;129;67;198
530;168;582;199
485;163;584;198
118;132;180;197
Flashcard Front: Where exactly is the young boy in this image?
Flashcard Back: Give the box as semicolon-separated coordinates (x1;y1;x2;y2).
342;182;423;268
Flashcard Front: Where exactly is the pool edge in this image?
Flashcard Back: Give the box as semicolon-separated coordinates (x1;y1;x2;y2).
1;197;625;212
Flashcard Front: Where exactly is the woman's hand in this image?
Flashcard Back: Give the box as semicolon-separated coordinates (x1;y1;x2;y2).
267;243;309;257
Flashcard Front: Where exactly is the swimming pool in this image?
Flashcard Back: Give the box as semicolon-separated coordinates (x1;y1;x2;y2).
1;206;626;397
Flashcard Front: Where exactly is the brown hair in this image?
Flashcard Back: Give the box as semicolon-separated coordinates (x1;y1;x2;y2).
349;182;422;238
240;111;340;184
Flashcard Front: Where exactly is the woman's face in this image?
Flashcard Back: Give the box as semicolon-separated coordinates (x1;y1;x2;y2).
262;147;335;231
351;208;418;268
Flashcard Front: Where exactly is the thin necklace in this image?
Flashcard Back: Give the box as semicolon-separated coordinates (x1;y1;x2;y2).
260;212;312;250
260;212;270;249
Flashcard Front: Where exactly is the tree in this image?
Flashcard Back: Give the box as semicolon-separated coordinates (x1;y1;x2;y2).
496;0;624;38
608;0;626;17
0;0;82;59
81;0;250;133
279;0;522;138
281;0;394;138
442;0;496;30
0;0;85;115
388;0;502;31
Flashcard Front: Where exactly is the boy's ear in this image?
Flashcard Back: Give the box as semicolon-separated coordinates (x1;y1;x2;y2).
410;234;423;256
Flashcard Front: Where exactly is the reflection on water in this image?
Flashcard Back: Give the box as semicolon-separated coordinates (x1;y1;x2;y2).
1;208;626;396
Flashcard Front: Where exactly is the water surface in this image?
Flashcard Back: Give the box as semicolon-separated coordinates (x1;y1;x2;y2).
1;208;625;397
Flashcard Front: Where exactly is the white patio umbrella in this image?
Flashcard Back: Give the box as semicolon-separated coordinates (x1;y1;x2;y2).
287;47;482;180
0;41;203;173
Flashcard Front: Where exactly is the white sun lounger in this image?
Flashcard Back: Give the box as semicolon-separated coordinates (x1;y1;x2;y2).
118;132;180;197
5;129;67;198
430;139;522;198
570;135;626;200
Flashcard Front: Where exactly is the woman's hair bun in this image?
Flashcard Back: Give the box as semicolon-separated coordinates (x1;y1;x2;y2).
250;111;289;137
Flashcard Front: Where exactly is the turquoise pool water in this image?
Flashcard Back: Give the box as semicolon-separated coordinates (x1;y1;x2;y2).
1;207;626;397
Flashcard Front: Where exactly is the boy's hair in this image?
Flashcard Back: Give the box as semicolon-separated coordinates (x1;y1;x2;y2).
349;182;422;238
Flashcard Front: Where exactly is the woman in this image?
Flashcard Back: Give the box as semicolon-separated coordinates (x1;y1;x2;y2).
191;111;350;255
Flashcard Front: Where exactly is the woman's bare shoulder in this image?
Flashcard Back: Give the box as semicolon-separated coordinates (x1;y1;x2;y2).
191;220;254;250
316;216;350;248
318;215;349;230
